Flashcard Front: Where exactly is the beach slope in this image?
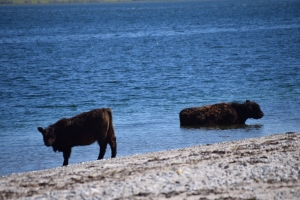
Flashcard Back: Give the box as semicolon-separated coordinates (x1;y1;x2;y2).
1;132;299;199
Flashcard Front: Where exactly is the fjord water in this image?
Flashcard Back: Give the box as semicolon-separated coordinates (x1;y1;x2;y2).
0;0;300;176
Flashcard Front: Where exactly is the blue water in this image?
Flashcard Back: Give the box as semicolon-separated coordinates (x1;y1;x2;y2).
0;0;300;176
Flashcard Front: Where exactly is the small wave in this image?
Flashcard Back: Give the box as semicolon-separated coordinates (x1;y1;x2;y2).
36;104;78;109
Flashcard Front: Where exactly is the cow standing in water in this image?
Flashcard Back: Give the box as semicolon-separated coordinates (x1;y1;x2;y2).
179;100;264;126
38;108;117;166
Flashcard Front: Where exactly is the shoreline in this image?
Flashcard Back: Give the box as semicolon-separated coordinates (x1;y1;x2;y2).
0;0;185;5
1;132;299;199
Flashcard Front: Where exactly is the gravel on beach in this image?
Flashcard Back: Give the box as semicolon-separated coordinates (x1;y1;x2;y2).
0;132;299;199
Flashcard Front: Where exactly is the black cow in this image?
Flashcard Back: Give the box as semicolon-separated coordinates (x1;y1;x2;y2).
180;100;264;126
38;108;117;166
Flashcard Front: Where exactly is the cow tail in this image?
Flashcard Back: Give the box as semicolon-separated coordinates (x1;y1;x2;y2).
107;108;117;158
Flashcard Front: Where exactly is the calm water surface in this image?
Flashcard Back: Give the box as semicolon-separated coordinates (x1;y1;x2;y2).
0;0;300;176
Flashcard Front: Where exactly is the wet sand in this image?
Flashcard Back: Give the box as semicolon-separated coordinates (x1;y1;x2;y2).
1;132;299;199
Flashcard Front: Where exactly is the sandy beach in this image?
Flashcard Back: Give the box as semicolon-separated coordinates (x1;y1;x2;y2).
0;132;299;199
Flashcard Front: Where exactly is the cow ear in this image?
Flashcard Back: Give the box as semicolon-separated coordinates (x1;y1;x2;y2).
38;127;44;133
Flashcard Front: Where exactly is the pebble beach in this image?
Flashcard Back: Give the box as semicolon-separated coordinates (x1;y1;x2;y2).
1;132;299;199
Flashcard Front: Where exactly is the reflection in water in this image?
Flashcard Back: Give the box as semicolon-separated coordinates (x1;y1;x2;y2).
178;124;265;147
181;124;263;131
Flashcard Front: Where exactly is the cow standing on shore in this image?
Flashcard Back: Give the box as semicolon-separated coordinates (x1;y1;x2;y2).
38;108;117;166
179;100;264;126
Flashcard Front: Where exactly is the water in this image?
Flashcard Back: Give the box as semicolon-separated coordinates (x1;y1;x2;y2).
0;0;299;176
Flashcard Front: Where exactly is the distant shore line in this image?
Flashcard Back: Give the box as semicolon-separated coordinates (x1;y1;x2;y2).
0;0;184;5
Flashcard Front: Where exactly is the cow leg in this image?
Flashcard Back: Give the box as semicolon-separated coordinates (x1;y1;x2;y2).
98;141;107;160
62;148;71;166
109;136;117;158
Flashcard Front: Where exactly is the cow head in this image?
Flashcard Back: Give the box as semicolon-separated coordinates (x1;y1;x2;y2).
38;126;56;146
244;100;264;119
